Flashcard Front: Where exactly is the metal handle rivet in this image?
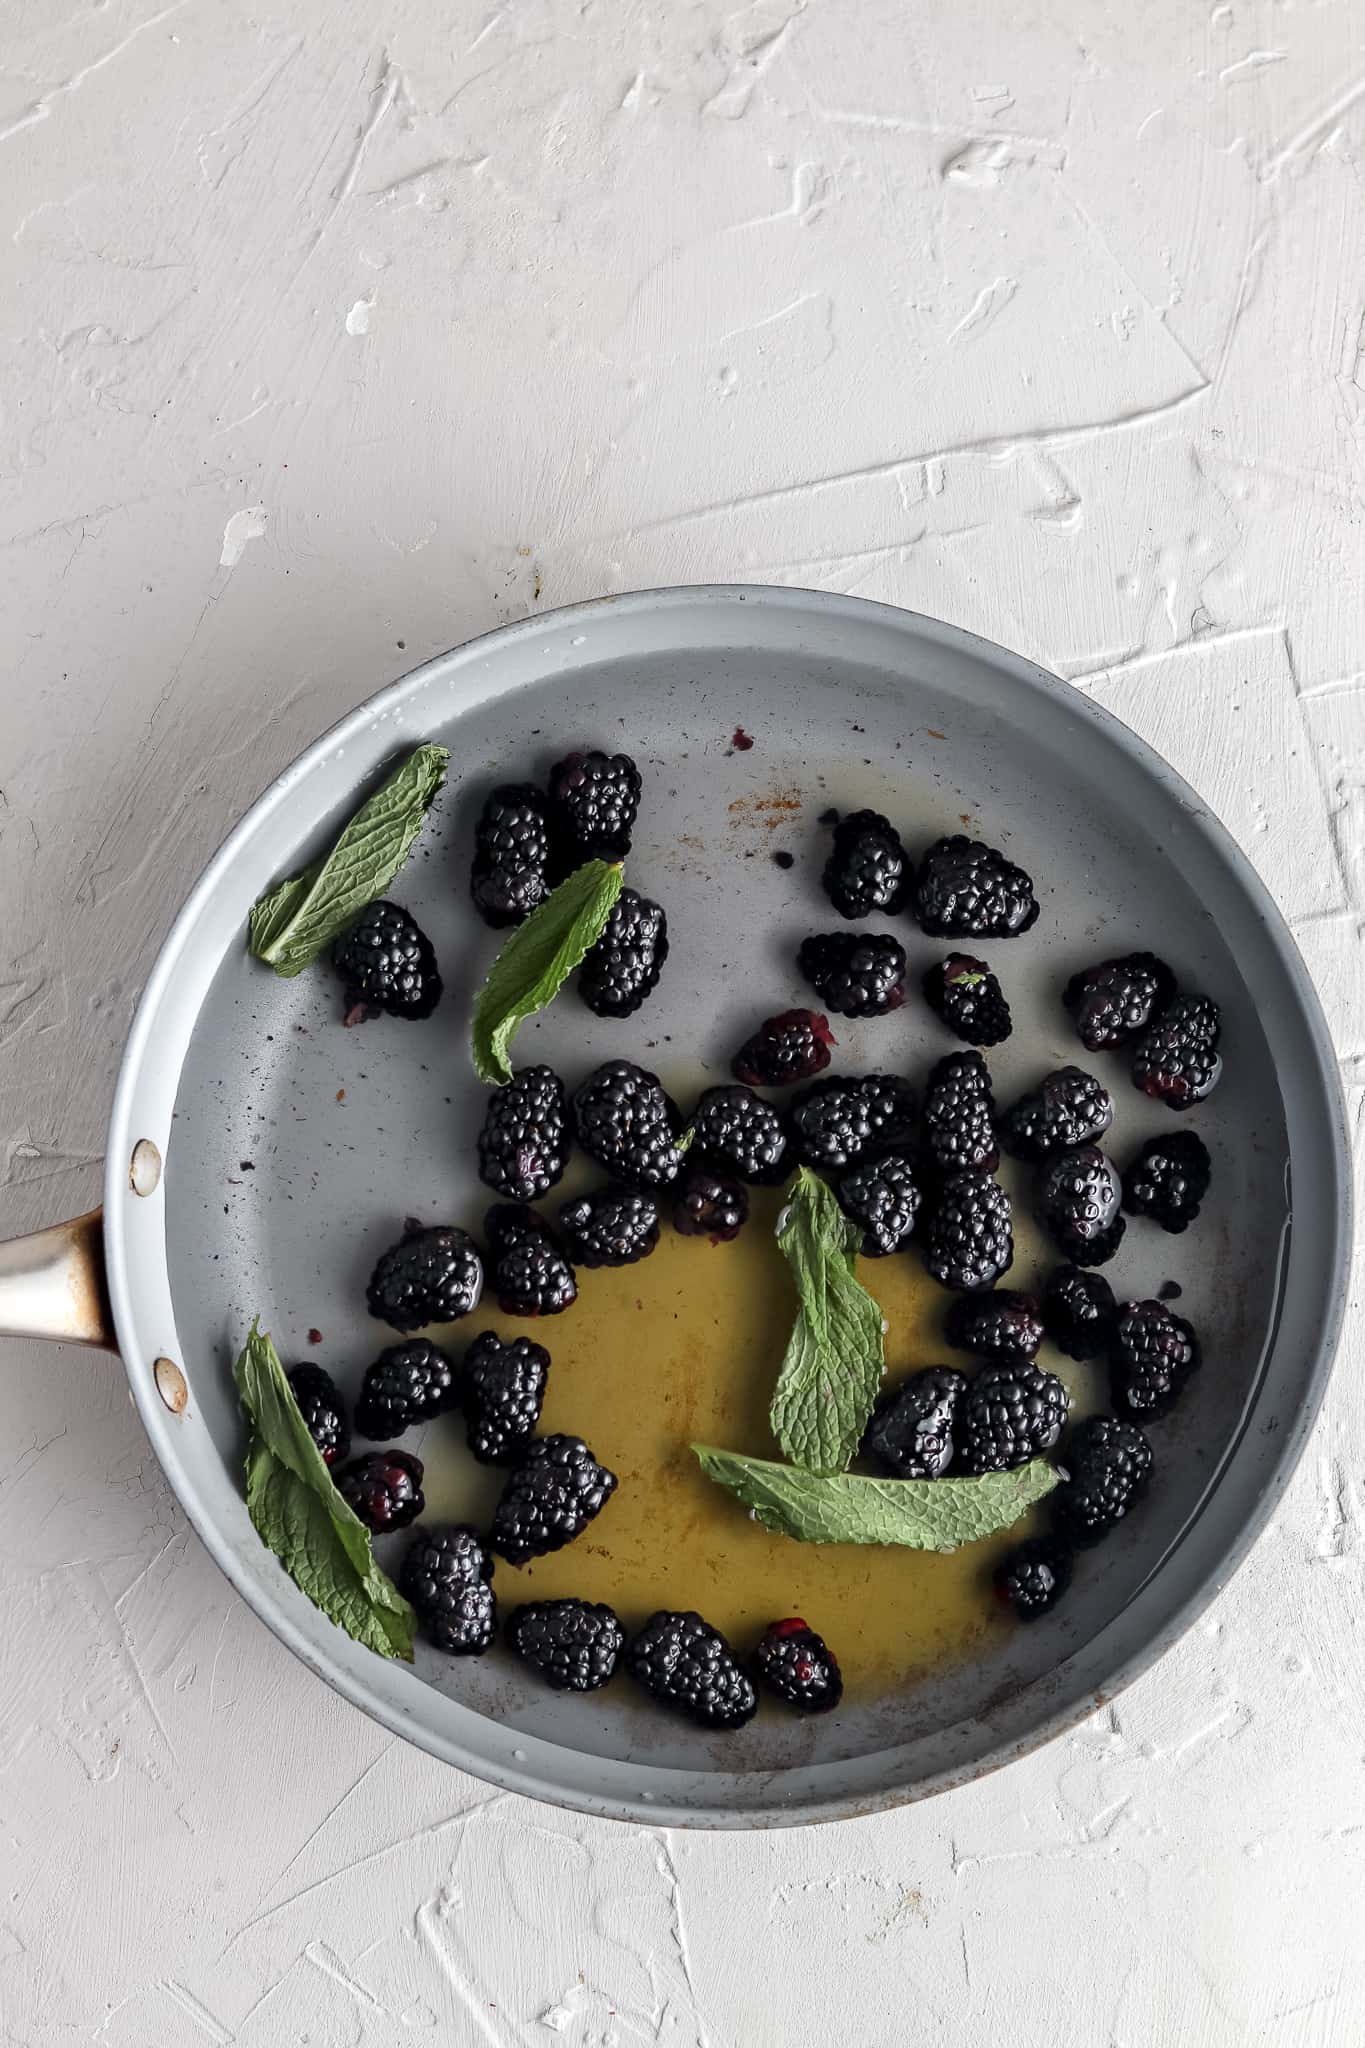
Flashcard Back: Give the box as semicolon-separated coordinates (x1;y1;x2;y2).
154;1356;188;1414
129;1140;162;1196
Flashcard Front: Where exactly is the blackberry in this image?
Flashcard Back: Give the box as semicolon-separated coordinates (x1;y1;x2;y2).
863;1366;965;1478
625;1610;758;1729
335;1448;424;1533
995;1537;1073;1621
755;1618;843;1713
791;1073;917;1170
959;1360;1069;1474
1123;1130;1212;1233
401;1525;496;1654
732;1009;836;1088
1042;1265;1117;1359
821;809;911;919
1131;995;1223;1110
367;1222;483;1331
914;836;1039;938
1000;1067;1112;1162
484;1205;577;1316
461;1331;549;1463
689;1084;791;1185
333;901;441;1024
836;1154;922;1256
288;1364;350;1467
470;784;551;928
922;954;1012;1046
477;1066;570;1203
573;1061;685;1187
507;1598;623;1692
558;1187;660;1266
578;888;668;1017
945;1290;1044;1361
922;1171;1013;1290
490;1434;617;1563
797;931;906;1017
547;749;641;861
1054;1416;1153;1548
354;1339;458;1440
673;1167;749;1241
922;1050;998;1175
1109;1300;1200;1418
1036;1145;1125;1266
1064;951;1177;1053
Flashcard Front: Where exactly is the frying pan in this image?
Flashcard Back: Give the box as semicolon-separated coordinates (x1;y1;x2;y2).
1;586;1350;1828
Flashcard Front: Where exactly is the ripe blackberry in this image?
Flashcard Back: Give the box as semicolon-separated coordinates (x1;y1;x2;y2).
791;1073;917;1171
558;1187;659;1266
914;836;1039;938
484;1205;577;1316
1054;1416;1153;1548
401;1525;496;1654
578;888;668;1017
922;1170;1013;1290
673;1166;749;1241
755;1618;843;1713
354;1339;458;1440
1109;1300;1200;1418
797;931;906;1017
732;1009;835;1088
1123;1130;1212;1233
367;1222;483;1331
689;1084;791;1185
945;1290;1044;1361
837;1154;922;1256
922;1050;998;1175
1036;1145;1125;1266
958;1361;1068;1474
995;1537;1073;1621
1042;1265;1117;1359
573;1061;685;1187
477;1066;570;1203
1000;1067;1112;1162
470;784;551;928
863;1366;965;1478
461;1331;549;1463
1131;995;1223;1109
288;1364;350;1467
490;1434;617;1563
1063;951;1177;1052
335;1448;424;1533
625;1610;758;1729
821;809;911;919
547;749;641;861
922;955;1012;1046
333;901;441;1023
507;1598;624;1692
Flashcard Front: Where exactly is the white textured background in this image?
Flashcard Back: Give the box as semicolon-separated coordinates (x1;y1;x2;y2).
2;1;1364;2041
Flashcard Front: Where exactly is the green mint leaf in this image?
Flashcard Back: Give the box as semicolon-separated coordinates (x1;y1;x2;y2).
234;1323;416;1660
768;1166;885;1474
693;1444;1059;1549
949;969;985;989
248;742;450;977
471;858;624;1084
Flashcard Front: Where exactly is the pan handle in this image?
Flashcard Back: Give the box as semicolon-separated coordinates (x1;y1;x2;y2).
0;1208;117;1351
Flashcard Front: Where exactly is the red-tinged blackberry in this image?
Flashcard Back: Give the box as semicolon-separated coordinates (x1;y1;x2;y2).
625;1610;758;1729
558;1187;659;1267
1109;1299;1200;1418
1123;1130;1211;1233
547;749;641;862
354;1339;458;1440
995;1537;1073;1621
798;931;906;1017
1000;1066;1112;1162
689;1084;791;1185
1063;951;1177;1052
333;901;441;1024
573;1061;685;1188
863;1367;965;1478
287;1363;350;1467
836;1154;922;1256
470;784;552;928
461;1331;549;1463
922;954;1012;1046
914;836;1039;939
484;1205;577;1317
367;1221;483;1330
821;809;911;919
336;1448;424;1533
922;1170;1013;1291
1054;1416;1153;1548
791;1073;918;1170
731;1009;836;1088
477;1066;570;1204
922;1050;998;1176
945;1290;1044;1361
401;1525;496;1654
755;1618;843;1713
578;888;668;1017
490;1434;617;1563
1042;1264;1117;1359
1036;1145;1125;1266
1131;994;1223;1110
673;1166;749;1241
507;1598;624;1692
959;1360;1068;1474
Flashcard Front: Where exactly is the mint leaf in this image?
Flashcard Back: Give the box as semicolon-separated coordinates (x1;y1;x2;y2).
948;968;985;988
693;1444;1059;1549
471;858;623;1084
248;742;449;976
768;1166;885;1474
234;1323;416;1660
